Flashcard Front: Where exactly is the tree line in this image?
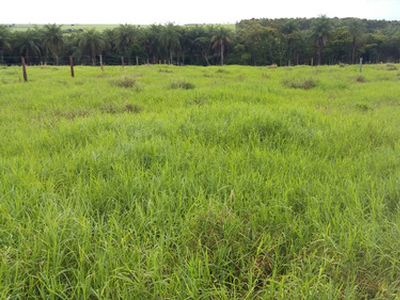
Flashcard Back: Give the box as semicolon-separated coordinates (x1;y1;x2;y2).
1;16;400;67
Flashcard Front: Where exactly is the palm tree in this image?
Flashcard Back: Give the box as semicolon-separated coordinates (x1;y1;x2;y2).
211;26;233;66
41;24;64;65
14;30;43;64
114;24;137;64
78;29;105;66
281;20;302;65
0;25;11;62
311;15;332;65
347;18;365;64
143;25;163;64
159;23;181;64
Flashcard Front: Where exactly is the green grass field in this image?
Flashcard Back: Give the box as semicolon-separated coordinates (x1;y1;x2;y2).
1;63;400;299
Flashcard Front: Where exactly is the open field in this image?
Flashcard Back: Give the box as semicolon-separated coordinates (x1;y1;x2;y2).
1;64;400;298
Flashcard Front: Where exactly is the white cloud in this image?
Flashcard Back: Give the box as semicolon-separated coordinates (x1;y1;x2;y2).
2;0;399;24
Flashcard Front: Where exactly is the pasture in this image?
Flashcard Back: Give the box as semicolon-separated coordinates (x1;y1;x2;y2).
1;64;400;298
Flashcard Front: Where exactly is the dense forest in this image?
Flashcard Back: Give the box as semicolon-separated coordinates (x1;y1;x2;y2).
1;16;400;66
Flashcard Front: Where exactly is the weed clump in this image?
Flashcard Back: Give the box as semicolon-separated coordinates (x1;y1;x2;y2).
184;205;289;285
216;68;229;74
262;73;270;79
110;77;137;88
386;64;398;71
283;78;316;90
53;109;91;120
355;103;370;112
203;73;214;78
185;95;207;106
124;102;142;113
169;80;195;90
355;75;366;83
158;69;173;73
236;74;246;81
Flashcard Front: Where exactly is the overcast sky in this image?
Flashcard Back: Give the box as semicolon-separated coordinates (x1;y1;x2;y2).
2;0;400;24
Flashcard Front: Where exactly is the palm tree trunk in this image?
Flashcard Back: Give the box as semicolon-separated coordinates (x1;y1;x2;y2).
352;37;356;64
220;44;223;66
317;47;322;65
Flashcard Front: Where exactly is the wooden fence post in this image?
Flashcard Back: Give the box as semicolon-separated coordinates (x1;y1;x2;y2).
21;57;28;82
69;55;74;77
136;56;139;66
359;57;363;73
121;56;125;67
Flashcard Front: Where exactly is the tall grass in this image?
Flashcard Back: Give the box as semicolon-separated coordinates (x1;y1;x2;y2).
1;64;400;298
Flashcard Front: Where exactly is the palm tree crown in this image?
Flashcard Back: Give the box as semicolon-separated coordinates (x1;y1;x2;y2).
41;24;64;64
78;29;105;66
311;15;332;65
159;23;182;64
211;26;233;66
